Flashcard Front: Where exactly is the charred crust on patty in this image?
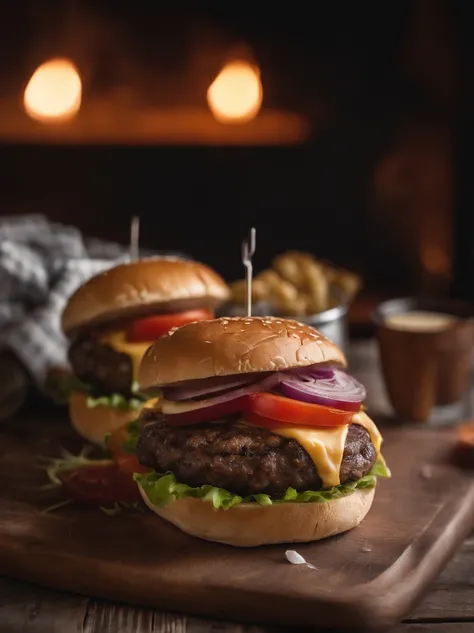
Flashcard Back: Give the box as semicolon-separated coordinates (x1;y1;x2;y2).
137;417;376;496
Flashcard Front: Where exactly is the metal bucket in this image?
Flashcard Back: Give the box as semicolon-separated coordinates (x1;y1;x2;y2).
295;303;349;354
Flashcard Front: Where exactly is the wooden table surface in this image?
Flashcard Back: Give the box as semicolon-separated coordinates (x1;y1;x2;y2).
1;340;473;633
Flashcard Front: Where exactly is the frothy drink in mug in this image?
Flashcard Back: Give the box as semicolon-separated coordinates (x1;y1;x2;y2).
384;311;459;333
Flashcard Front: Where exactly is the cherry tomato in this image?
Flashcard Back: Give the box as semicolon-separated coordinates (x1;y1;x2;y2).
58;461;141;505
248;392;353;427
458;422;474;448
107;425;150;475
454;422;474;469
163;395;250;426
126;309;214;342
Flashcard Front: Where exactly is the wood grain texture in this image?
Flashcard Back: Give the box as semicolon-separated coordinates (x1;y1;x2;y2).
2;577;474;633
0;416;473;633
185;618;273;633
409;535;474;621
2;533;474;633
396;627;474;633
0;577;88;633
1;341;474;633
83;602;155;633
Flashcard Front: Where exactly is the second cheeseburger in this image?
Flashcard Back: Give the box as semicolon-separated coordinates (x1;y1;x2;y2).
61;257;229;444
133;316;390;547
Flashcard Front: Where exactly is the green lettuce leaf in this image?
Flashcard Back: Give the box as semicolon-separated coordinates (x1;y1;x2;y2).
87;380;147;411
46;372;146;411
134;459;391;511
86;393;144;411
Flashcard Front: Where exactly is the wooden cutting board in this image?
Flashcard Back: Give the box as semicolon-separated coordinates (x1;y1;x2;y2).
0;414;473;633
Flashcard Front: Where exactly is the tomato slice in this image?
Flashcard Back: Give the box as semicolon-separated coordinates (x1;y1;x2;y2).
115;452;150;474
248;392;353;427
245;411;283;430
164;395;250;426
58;462;141;505
126;309;214;342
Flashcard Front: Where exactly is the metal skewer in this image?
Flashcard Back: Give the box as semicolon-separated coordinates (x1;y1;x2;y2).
130;216;140;260
242;227;256;317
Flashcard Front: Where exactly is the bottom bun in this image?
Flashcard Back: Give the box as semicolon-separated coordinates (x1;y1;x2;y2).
69;391;142;445
138;484;376;547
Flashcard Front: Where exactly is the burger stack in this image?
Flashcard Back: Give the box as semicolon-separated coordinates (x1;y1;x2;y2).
60;257;229;444
130;316;389;546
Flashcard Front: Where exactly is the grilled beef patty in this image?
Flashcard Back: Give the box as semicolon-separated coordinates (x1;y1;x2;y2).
137;414;376;496
68;335;134;396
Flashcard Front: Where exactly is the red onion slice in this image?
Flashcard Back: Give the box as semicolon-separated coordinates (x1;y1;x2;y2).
163;365;336;402
279;369;366;412
162;372;283;419
163;373;270;401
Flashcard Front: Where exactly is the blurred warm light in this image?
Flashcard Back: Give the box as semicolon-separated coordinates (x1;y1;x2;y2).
24;58;82;123
207;61;263;123
422;244;450;276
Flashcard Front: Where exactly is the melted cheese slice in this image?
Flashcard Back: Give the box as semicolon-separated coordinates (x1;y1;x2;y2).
269;411;383;488
270;424;349;488
143;397;160;410
99;330;153;382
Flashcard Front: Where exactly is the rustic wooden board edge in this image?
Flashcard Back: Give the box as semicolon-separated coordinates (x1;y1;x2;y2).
1;481;474;633
344;482;474;632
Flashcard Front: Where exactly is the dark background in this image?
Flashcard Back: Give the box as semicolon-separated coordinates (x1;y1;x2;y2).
0;0;472;308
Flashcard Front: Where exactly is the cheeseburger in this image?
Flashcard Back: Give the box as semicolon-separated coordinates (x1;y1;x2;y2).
60;257;229;445
132;316;390;547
